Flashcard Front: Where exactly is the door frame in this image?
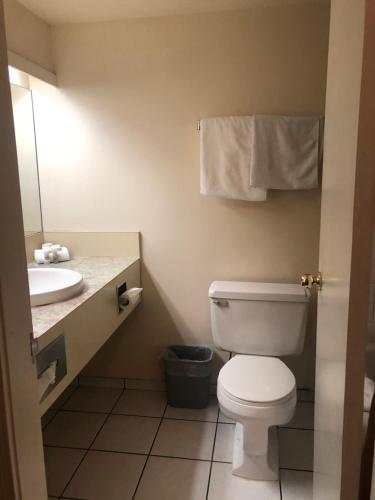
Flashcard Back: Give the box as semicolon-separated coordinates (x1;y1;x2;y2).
0;327;18;499
342;0;375;497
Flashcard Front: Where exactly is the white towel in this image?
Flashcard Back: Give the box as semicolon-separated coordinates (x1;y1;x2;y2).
200;116;267;202
250;114;323;190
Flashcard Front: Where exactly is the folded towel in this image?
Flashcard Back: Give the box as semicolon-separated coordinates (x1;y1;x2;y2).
34;245;71;264
250;114;323;190
200;116;267;202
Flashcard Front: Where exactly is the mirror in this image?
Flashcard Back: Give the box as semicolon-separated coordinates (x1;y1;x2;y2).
10;83;43;235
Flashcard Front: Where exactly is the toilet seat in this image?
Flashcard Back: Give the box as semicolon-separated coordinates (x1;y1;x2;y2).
218;355;296;405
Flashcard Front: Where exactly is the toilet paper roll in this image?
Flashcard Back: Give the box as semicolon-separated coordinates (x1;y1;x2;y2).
125;287;143;305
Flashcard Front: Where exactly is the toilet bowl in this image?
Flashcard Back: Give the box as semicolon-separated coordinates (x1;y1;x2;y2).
217;355;296;480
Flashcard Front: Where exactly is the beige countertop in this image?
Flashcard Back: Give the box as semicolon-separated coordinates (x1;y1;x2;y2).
30;256;139;338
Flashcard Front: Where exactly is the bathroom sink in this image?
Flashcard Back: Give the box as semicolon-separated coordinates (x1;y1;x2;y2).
28;268;84;307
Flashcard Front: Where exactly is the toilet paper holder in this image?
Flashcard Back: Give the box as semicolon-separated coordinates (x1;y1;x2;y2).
117;281;143;313
117;281;129;312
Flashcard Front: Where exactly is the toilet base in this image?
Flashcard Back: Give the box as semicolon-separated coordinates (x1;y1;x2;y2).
232;423;279;481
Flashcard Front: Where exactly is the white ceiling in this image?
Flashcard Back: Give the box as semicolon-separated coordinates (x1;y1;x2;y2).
18;0;323;25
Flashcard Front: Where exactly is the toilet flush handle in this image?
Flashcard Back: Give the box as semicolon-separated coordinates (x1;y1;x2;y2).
212;299;229;307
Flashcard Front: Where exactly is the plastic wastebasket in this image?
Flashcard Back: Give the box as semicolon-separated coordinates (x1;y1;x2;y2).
162;345;213;409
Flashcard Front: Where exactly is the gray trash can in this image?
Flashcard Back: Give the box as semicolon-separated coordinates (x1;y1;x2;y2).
162;345;213;409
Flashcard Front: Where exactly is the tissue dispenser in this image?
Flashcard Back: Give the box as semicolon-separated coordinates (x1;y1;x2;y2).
36;334;67;402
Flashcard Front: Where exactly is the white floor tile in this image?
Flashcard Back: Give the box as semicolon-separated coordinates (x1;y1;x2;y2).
207;462;281;500
279;428;314;471
92;415;160;454
213;424;235;463
165;396;218;422
63;386;122;413
64;450;146;500
135;456;210;500
282;402;314;430
281;469;313;499
114;390;167;417
43;411;107;449
44;446;85;497
152;419;216;460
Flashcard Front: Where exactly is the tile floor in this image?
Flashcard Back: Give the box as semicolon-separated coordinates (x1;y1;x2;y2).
43;386;314;500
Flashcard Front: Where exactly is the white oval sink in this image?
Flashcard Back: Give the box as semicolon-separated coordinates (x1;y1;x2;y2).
28;268;84;307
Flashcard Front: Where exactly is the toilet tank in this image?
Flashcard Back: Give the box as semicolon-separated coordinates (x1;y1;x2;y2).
209;281;310;356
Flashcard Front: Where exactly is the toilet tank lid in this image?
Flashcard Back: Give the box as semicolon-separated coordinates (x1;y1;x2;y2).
208;281;310;302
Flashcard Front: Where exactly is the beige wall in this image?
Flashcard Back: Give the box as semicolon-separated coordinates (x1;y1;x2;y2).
33;3;330;386
3;0;53;71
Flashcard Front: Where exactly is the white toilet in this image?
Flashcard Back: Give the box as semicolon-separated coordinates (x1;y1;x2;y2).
209;281;310;481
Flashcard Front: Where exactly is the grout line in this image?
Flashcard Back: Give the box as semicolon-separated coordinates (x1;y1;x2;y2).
131;401;168;499
44;444;87;452
55;407;221;424
111;411;166;419
46;443;147;458
56;408;164;419
56;408;117;416
60;497;86;500
279;478;283;499
89;448;149;458
41;410;59;431
162;416;219;424
59;385;126;498
150;453;212;463
279;466;314;473
280;426;314;431
50;382;81;411
205;405;220;500
279;427;314;432
45;443;218;464
79;374;126;388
